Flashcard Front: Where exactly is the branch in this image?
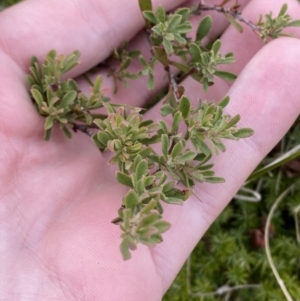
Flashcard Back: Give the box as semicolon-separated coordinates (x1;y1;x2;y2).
165;66;180;100
73;123;97;137
195;1;261;32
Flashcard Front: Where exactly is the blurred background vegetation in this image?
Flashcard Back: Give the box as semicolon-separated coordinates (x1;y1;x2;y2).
1;1;299;300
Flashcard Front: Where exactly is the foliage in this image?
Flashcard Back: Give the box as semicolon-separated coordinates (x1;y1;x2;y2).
28;48;252;259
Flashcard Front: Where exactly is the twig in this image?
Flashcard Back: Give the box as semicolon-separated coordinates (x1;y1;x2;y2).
195;1;261;32
166;66;180;99
83;74;94;87
73;123;97;137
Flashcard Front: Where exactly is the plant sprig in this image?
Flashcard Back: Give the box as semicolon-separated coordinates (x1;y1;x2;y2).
26;0;300;260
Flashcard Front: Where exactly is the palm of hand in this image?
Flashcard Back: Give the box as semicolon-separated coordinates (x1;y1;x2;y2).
1;0;300;300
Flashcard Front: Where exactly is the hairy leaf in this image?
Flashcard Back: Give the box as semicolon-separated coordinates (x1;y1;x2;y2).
196;15;212;41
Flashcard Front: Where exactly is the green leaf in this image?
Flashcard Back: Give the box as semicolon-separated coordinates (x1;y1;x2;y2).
140;199;157;214
97;131;111;147
164;197;184;205
218;95;230;108
124;189;139;211
213;140;226;152
191;138;211;155
196;15;212;41
139;0;152;12
179;96;191;119
144;176;156;187
162;181;175;192
94;119;106;131
44;116;54;130
278;3;288;17
93;75;102;94
153;220;170;232
44;128;52;141
233;128;254;138
226;14;243;33
171;141;183;159
156;201;163;214
59;90;77;109
138;212;160;229
224;114;240;129
153;47;169;68
30;56;39;68
120;57;131;71
61;50;80;73
134;154;143;169
167;14;182;32
168;60;190;73
136;178;145;195
286;20;300;27
222;52;235;64
139;134;161;145
156;5;166;23
31;88;44;107
213;106;223;124
143;11;157;24
138;147;152;158
176;23;192;34
116;172;133;188
163;38;173;56
171;111;182;133
26;75;35;86
30;65;42;85
175;7;190;21
120;236;131;260
161;134;170;158
47;49;57;60
214;70;237;81
179;150;197;162
61;125;72;139
212;40;221;56
205;177;225;183
67;79;79;91
136;159;149;179
160;104;175;116
158;121;169;134
189;43;201;62
194;153;212;164
147;74;155;90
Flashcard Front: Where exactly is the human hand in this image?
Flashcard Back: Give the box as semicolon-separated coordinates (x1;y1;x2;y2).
0;0;300;300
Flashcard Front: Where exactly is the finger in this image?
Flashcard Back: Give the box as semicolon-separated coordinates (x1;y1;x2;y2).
0;0;187;75
151;38;300;291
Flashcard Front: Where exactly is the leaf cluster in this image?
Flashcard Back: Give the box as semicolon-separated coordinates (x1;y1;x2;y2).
90;91;252;259
27;50;109;140
256;4;300;42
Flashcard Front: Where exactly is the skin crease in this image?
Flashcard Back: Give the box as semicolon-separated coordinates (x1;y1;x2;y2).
0;0;300;300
